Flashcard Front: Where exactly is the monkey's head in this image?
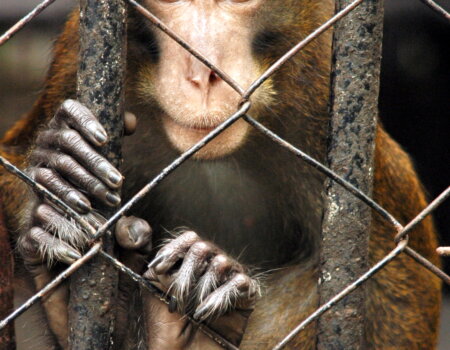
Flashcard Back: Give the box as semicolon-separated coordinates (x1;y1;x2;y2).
127;0;332;159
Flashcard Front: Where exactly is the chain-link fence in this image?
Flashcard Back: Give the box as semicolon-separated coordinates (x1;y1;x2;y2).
0;0;449;349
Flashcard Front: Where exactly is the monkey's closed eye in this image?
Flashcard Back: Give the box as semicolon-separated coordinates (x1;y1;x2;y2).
128;15;160;62
252;30;284;57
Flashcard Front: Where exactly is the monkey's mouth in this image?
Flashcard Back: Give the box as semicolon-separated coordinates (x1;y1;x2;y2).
161;113;250;159
163;115;219;135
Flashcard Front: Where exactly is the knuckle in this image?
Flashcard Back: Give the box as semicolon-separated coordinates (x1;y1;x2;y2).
17;234;37;257
191;241;210;256
182;230;199;241
85;152;104;168
29;227;45;241
35;204;51;218
60;129;80;147
34;167;54;182
53;153;75;170
234;273;250;286
61;99;77;114
211;254;231;270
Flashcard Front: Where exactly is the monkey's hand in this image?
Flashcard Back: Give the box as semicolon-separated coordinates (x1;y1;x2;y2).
18;99;151;265
143;231;260;349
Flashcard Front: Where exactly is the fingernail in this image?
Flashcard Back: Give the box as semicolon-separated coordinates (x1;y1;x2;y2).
193;306;206;321
65;249;82;261
106;192;121;206
109;171;122;186
148;254;165;268
128;225;138;243
77;198;91;213
95;130;108;144
168;296;177;313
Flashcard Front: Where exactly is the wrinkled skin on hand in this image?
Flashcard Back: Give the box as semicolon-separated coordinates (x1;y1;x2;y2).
17;99;151;266
17;99;259;348
144;231;259;349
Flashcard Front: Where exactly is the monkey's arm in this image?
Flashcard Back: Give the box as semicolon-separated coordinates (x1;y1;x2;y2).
5;99;258;348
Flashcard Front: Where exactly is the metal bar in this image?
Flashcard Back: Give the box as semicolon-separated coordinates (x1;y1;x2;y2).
419;0;450;21
0;0;58;47
243;115;401;231
272;239;408;350
404;247;450;285
317;0;384;348
68;1;127;349
395;186;450;242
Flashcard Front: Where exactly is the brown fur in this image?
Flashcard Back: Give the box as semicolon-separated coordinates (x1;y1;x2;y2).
0;1;441;349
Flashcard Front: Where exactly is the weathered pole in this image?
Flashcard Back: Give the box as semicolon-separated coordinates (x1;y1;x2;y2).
317;0;384;349
68;1;126;349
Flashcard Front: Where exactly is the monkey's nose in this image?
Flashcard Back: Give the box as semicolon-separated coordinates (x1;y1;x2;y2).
189;70;219;91
187;56;221;93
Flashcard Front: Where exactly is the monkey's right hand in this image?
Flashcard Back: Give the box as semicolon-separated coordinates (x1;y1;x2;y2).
18;99;151;265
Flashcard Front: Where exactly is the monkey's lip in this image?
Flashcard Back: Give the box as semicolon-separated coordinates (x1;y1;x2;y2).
163;116;219;134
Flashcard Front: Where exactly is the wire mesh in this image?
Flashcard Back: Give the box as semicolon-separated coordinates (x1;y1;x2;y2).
0;0;449;349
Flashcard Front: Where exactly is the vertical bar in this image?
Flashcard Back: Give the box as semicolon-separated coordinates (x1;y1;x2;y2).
317;0;384;349
68;1;126;349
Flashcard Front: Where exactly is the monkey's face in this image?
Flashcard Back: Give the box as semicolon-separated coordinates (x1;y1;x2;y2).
133;0;275;159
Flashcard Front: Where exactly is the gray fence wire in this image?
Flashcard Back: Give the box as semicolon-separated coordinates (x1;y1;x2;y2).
0;0;449;349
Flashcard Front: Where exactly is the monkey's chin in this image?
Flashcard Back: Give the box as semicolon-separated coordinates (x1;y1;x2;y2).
162;117;249;159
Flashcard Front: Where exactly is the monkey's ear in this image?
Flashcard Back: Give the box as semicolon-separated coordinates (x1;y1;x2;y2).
124;112;137;136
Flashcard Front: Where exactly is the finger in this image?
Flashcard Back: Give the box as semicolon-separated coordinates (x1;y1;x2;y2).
36;128;122;189
54;99;108;147
195;254;236;304
32;167;91;213
193;273;257;322
168;241;214;311
124;111;137;136
115;216;152;250
149;231;201;274
31;149;121;207
34;204;90;248
19;226;82;265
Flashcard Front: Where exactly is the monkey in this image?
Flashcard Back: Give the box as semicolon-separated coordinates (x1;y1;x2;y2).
0;0;442;349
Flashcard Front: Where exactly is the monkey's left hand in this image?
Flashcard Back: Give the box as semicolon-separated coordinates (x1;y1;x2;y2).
143;231;259;349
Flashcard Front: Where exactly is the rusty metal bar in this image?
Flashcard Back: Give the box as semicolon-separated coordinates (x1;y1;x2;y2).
404;247;450;285
68;1;127;349
419;0;450;21
317;0;384;349
395;185;450;242
0;0;58;47
243;115;401;230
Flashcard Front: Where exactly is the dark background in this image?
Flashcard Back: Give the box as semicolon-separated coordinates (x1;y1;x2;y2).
0;0;449;347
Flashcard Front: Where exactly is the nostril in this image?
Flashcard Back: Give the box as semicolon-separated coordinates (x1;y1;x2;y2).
209;71;219;84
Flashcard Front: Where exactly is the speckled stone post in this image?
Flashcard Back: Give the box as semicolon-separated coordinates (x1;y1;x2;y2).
68;1;126;349
318;1;383;349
